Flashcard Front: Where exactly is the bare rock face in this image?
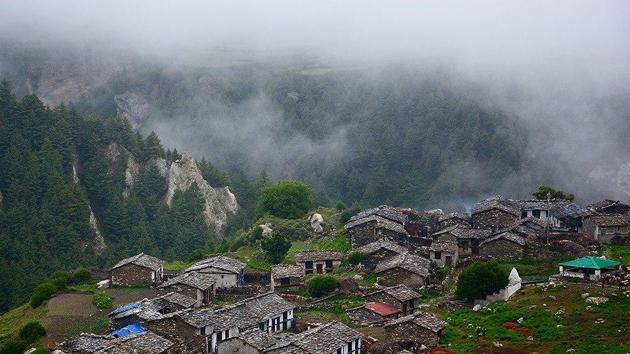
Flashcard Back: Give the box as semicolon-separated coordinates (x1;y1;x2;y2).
166;153;238;237
88;207;107;255
103;143;139;199
114;91;150;130
122;153;140;200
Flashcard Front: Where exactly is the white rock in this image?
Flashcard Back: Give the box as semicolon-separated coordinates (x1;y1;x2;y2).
97;279;110;288
585;297;609;305
517;317;524;324
581;293;590;299
260;223;273;237
309;213;324;233
473;304;482;312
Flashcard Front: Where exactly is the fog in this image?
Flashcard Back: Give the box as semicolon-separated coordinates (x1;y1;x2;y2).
1;0;629;205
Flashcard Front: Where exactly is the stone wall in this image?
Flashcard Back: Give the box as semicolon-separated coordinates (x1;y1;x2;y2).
480;239;524;261
363;249;399;271
472;209;518;230
385;322;440;348
111;264;155;286
348;221;378;248
146;317;206;354
377;268;426;289
161;284;203;306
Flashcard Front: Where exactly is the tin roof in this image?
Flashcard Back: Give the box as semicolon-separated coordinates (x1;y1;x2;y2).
364;302;401;316
559;256;621;270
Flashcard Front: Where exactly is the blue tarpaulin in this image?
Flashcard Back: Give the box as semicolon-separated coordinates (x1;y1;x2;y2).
111;323;145;338
110;302;140;315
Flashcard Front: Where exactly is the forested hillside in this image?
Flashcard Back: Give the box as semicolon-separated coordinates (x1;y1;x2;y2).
0;82;253;313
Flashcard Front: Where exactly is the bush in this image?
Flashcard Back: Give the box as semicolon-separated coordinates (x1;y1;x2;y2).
347;252;363;265
335;200;347;211
0;340;27;354
307;275;339;297
456;260;508;301
92;292;113;309
19;321;46;343
339;203;363;224
261;232;292;264
256;181;312;219
48;271;72;289
71;267;92;284
30;282;57;308
188;249;207;263
248;226;264;243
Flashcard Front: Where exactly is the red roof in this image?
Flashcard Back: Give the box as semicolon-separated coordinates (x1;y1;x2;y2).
365;302;400;316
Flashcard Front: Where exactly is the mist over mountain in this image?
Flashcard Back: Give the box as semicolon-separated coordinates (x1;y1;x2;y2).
1;0;629;209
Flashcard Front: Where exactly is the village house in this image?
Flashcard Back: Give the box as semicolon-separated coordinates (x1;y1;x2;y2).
59;331;175;354
110;253;164;286
471;197;521;231
109;293;196;328
374;253;432;289
144;309;208;353
263;321;362;354
582;214;629;243
270;264;305;289
354;239;408;270
364;284;420;316
588;199;630;215
559;256;622;281
346;301;401;326
186;256;246;288
158;271;216;307
479;231;528;261
438;212;471;230
431;225;492;258
429;239;458;267
294;250;344;274
344;205;408;248
383;311;448;349
217;328;277;354
516;199;574;227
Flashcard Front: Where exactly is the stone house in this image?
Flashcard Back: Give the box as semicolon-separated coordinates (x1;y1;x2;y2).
111;253;164;286
383;311;447;349
429;239;458;267
375;253;431;289
109;293;196;329
471;198;520;231
270;265;305;290
186;256;246;288
294;250;344;274
217;328;277;354
346;302;401;326
582;214;629;243
364;284;420;316
479;231;527;261
354;239;408;271
145;310;208;354
158;271;216;307
344;206;408;248
263;321;362;354
431;225;492;258
438;212;471;230
59;331;175;354
587;199;630;215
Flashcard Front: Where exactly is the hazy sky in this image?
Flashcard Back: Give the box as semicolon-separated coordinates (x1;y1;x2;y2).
1;0;629;202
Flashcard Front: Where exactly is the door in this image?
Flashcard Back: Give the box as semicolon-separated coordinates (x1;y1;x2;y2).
445;255;453;267
316;264;324;274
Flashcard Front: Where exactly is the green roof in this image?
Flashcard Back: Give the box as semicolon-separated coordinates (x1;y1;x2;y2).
559;256;621;270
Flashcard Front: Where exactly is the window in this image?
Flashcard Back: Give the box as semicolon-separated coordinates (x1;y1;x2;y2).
434;251;441;260
259;322;265;331
325;260;333;270
305;261;314;274
281;277;290;286
532;210;541;218
521;211;527;219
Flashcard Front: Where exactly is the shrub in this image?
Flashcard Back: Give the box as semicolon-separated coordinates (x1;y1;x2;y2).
0;340;27;354
19;321;46;343
339;203;363;224
335;200;347;211
48;271;72;289
261;232;292;264
307;275;339;297
256;181;312;219
248;226;264;243
456;260;508;301
30;282;57;308
347;252;363;265
71;267;92;284
188;249;207;263
92;292;113;309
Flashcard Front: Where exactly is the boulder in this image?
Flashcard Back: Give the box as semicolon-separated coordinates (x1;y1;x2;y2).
585;297;608;305
260;223;273;237
310;213;324;233
472;304;482;312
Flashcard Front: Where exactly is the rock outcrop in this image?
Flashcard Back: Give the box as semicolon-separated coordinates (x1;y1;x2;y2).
310;213;324;233
72;157;107;254
166;153;238;237
114;91;150;130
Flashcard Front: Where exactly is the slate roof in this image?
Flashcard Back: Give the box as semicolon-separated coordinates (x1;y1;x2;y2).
587;214;627;226
480;231;527;247
384;311;448;333
158;271;215;290
518;216;547;229
344;214;408;235
112;253;163;271
354;239;408;256
186;256;246;274
587;199;630;213
517;199;572;211
62;332;173;354
161;292;197;308
230;328;277;350
374;253;431;277
438;212;470;222
109;293;195;321
62;334;114;353
366;284;421;302
472;196;520;216
294;250;344;262
271;265;305;279
364;302;400;316
429;240;458;252
432;225;492;240
551;202;586;218
266;321;361;354
560;256;621;270
347;205;407;224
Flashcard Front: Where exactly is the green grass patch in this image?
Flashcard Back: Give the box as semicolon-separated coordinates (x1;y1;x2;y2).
163;260;191;272
92;292;113;309
68;283;98;294
0;305;47;344
603;245;630;265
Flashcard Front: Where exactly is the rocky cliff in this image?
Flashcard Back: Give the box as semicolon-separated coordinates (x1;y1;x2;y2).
166;153;238;236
